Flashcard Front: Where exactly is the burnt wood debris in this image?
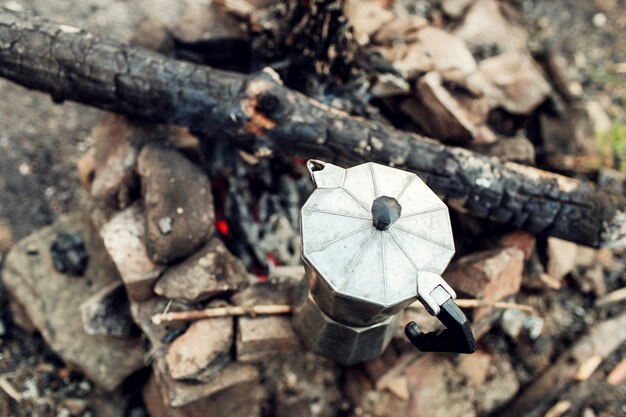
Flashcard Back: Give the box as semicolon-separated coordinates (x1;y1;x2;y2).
0;8;625;248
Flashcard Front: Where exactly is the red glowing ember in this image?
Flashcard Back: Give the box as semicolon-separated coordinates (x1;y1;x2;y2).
216;220;229;235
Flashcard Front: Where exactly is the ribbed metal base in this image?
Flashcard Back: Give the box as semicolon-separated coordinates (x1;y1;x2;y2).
293;293;399;366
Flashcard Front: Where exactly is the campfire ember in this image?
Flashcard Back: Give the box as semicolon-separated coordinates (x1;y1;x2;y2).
0;1;625;417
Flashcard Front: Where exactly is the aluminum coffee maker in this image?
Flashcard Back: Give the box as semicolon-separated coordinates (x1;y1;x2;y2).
294;160;476;365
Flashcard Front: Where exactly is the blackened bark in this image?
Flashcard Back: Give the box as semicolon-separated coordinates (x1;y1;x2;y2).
0;9;624;248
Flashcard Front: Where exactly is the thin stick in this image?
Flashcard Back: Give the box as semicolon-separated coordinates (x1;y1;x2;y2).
454;299;536;313
0;377;22;402
607;357;626;385
409;298;535;313
596;287;626;307
151;304;293;325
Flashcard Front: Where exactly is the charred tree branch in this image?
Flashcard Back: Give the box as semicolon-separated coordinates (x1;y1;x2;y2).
0;9;625;247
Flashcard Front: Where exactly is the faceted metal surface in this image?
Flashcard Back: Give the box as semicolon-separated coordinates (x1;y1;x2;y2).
293;294;399;366
301;161;455;326
372;196;401;231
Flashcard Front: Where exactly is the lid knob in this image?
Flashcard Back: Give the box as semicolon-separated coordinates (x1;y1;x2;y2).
371;196;402;231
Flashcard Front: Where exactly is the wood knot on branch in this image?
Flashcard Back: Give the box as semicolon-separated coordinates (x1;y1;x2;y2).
243;78;283;136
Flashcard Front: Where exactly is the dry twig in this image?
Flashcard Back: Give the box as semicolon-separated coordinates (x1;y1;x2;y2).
151;304;293;325
595;287;626;307
409;298;535;313
0;377;22;403
607;357;626;385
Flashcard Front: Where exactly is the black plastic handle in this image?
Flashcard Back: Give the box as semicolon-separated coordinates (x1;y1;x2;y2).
405;299;477;354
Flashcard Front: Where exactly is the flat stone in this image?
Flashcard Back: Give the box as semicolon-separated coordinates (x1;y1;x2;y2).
458;349;492;386
445;247;524;300
444;247;524;321
498;230;536;261
373;16;429;45
170;3;247;45
473;136;536;164
155;238;249;303
80;281;136;338
379;26;477;79
441;0;475;18
2;214;144;391
155;359;261;409
130;16;174;54
401;72;491;143
546;237;578;280
474;355;519;414
468;51;552;115
344;0;395;38
231;279;297;307
237;316;301;362
138;144;215;264
85;114;164;208
144;363;262;417
100;204;164;301
166;316;233;382
454;0;528;55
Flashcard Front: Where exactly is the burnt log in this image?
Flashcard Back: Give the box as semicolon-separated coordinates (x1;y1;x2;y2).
0;10;625;248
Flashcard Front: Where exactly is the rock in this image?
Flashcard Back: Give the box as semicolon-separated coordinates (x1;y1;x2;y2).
268;353;343;417
371;352;416;401
153;360;261;409
344;0;395;39
138;144;215;264
237;316;301;362
498;230;535;261
454;0;528;56
404;355;471;417
231;279;297;307
165;315;233;382
379;27;477;79
170;3;247;46
373;16;429;45
473;136;536;164
370;73;411;98
444;247;524;321
100;204;164;302
129;297;257;412
500;309;528;339
129;296;190;359
80;281;136;338
441;0;475;18
86;114;163;208
143;364;262;417
2;214;144;391
458;349;492;386
546;237;578;281
400;72;492;143
468;51;552;115
543;52;583;102
474;355;519;414
154;238;249;303
130;16;174;54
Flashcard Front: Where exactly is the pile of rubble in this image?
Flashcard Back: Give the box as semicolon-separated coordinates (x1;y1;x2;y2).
2;113;338;416
2;112;624;417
